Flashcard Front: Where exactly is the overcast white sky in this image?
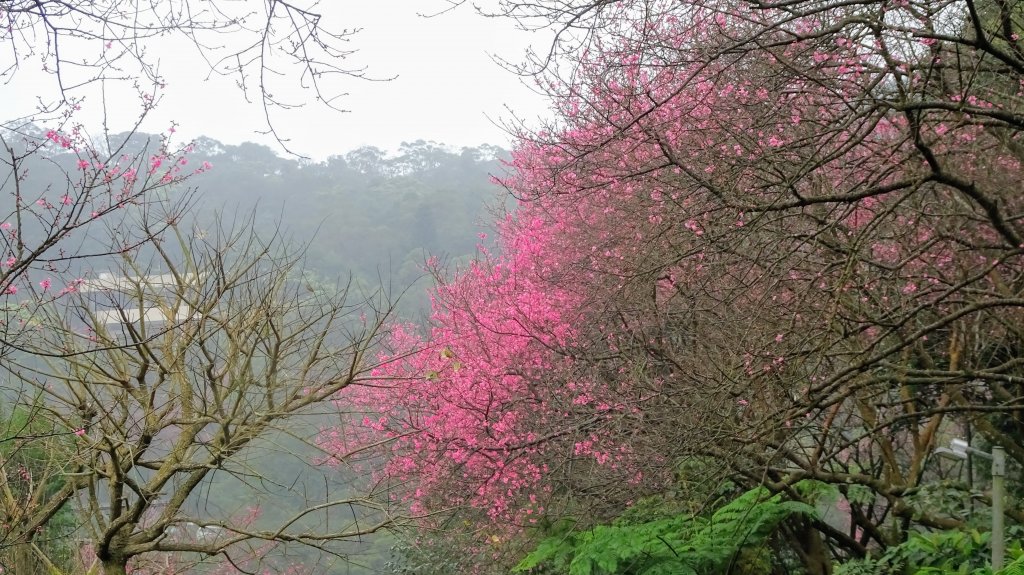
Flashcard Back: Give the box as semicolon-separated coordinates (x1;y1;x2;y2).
4;1;553;159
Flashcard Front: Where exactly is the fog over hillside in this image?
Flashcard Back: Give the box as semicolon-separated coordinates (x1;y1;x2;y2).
7;130;511;320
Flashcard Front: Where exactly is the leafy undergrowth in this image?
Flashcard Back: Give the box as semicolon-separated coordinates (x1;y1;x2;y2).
514;484;815;575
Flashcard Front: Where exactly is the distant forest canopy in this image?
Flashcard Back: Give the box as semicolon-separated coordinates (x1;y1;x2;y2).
9;128;510;318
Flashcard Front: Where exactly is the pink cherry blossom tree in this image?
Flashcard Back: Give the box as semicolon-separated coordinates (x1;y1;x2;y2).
332;0;1024;571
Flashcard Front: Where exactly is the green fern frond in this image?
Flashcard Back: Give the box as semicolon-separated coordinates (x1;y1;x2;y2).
515;483;817;575
997;555;1024;575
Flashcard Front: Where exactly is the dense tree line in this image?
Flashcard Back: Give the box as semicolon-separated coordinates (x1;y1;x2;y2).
188;138;507;309
5;132;507;317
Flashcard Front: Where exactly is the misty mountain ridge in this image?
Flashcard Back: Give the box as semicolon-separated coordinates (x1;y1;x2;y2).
5;129;511;318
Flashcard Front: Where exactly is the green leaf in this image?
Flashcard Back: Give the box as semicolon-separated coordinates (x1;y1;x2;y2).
516;483;816;575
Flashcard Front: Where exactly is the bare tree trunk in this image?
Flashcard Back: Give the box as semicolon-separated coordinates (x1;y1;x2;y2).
102;558;129;575
12;542;37;574
799;525;831;575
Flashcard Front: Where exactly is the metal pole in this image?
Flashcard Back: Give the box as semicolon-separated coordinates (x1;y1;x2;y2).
992;446;1006;571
